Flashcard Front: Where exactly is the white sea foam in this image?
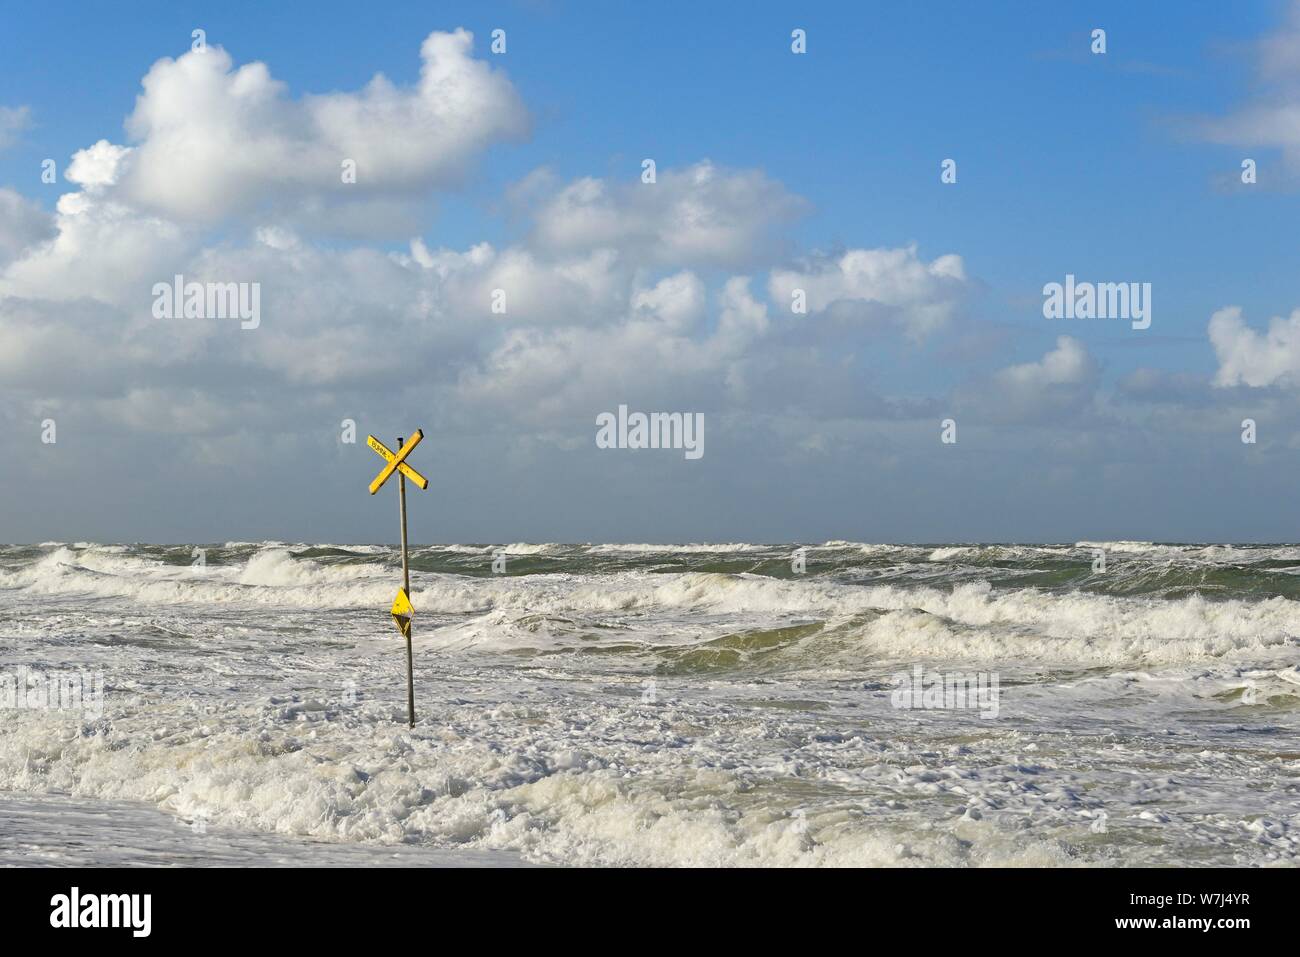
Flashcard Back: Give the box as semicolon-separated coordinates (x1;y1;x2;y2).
0;714;1052;866
3;542;1297;867
585;542;765;554
928;546;973;561
500;543;562;555
1;663;1293;867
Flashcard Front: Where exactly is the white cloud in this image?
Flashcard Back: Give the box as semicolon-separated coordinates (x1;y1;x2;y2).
1;191;190;305
768;245;968;340
96;30;527;224
1209;305;1300;387
957;336;1099;424
404;241;632;327
1;191;982;438
0;188;55;267
629;269;707;334
523;161;805;268
996;335;1095;391
66;140;132;188
453;271;755;422
0;34;987;461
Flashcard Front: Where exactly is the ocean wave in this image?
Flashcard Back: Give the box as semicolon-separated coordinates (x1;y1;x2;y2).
585;543;767;554
399;573;1300;665
0;547;395;608
928;546;973;561
4;551;1299;661
501;543;563;555
0;703;1080;867
4;542;1299;867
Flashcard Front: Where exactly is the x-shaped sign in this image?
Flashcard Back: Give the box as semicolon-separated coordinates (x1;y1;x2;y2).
367;431;429;494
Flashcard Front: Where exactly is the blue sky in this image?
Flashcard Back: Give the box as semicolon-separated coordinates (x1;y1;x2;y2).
1;1;1299;542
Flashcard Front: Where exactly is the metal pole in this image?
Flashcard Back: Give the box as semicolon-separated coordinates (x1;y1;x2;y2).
398;437;415;729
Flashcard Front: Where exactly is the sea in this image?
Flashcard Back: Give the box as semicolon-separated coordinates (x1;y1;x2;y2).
1;541;1297;867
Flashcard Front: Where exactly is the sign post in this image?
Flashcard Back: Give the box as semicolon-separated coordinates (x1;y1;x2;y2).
367;429;429;729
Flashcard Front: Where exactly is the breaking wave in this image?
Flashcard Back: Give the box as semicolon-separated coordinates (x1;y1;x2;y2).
5;545;1299;667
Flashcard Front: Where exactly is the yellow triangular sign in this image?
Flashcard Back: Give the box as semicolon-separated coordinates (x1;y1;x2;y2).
391;588;414;637
391;589;414;618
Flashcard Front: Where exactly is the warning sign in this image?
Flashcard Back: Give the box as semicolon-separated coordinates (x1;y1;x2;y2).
391;588;414;637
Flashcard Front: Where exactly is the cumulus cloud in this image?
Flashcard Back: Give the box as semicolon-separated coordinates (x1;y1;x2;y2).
1;179;981;441
65;140;132;188
452;272;764;423
518;161;805;268
0;30;988;485
957;336;1099;424
768;245;968;340
435;244;632;326
2;139;189;304
94;30;527;224
0;189;55;267
1;190;190;305
1209;305;1300;387
996;335;1096;391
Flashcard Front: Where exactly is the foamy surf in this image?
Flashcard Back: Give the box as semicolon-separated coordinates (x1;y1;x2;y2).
2;542;1298;866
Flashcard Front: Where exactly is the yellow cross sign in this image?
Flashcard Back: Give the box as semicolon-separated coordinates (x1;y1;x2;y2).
367;426;427;729
367;431;429;494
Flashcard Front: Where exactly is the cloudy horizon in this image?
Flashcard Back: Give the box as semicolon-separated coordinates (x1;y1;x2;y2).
3;2;1300;545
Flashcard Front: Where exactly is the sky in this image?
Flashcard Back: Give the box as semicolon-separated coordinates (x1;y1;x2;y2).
1;0;1299;544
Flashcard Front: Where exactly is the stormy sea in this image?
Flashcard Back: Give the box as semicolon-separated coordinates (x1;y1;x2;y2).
1;541;1297;867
